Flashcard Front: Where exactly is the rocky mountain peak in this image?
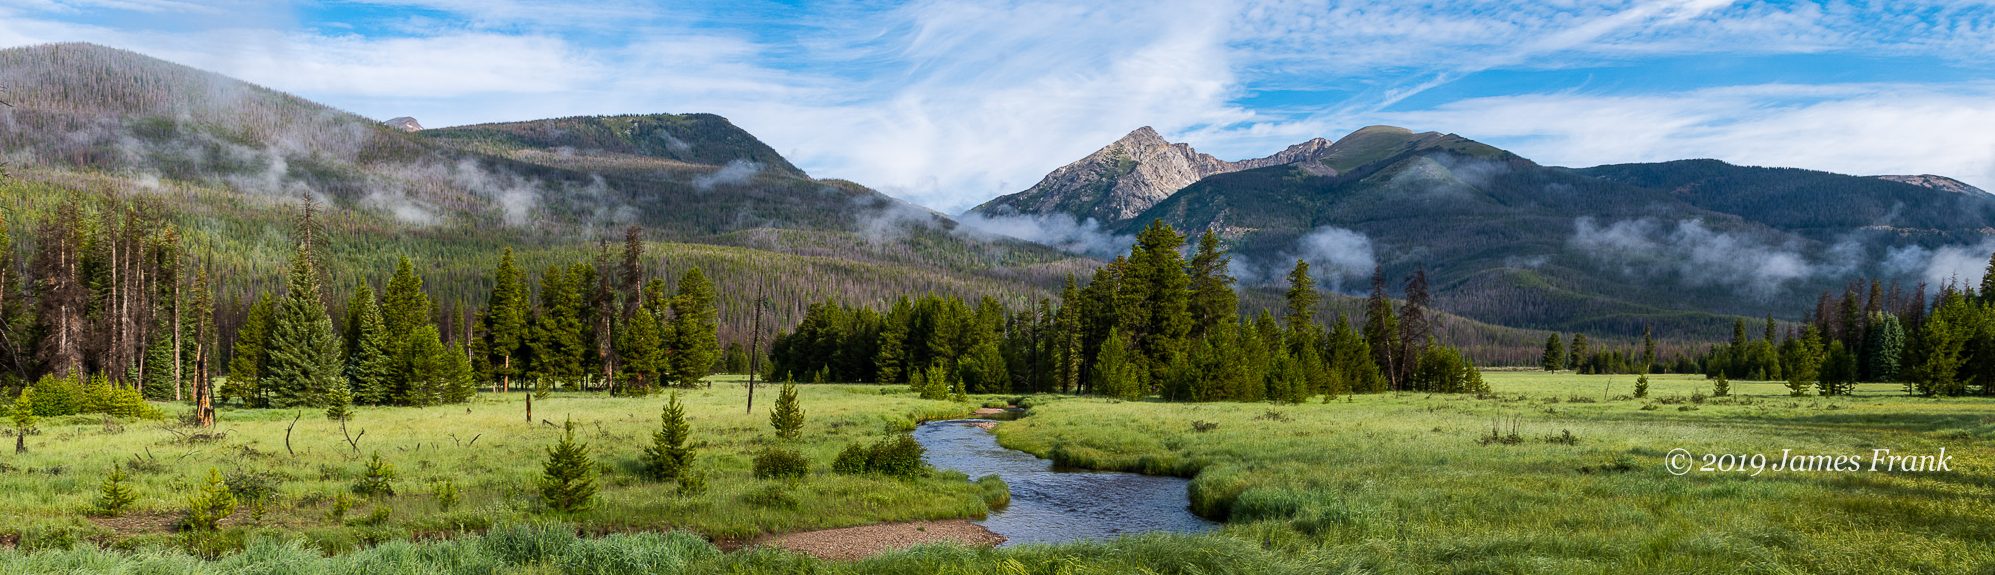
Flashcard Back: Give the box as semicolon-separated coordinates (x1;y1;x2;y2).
385;117;423;132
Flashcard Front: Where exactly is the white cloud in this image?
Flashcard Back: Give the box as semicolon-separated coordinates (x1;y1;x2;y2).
4;0;1994;214
1381;83;1995;193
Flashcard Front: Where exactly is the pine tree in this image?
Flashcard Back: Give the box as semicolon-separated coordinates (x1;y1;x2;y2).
1541;334;1566;371
381;256;434;352
398;325;452;406
530;265;587;383
1092;328;1140;400
1125;220;1191;386
1783;325;1825;397
1820;340;1857;396
769;382;805;440
440;342;477;404
483;247;530;392
1284;259;1319;331
539;419;596;513
261;235;345;409
226;294;274;406
1568;333;1589;374
1712;374;1730;397
1362;267;1400;388
342;285;394;405
669;267;719;387
1187;230;1237;338
184;468;236;531
1633;374;1649;398
1641;325;1657;373
1054;276;1083;394
642;393;694;481
615;304;667;393
92;463;138;516
1864;312;1904;382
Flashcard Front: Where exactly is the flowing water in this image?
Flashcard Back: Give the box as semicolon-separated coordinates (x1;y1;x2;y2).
914;419;1216;546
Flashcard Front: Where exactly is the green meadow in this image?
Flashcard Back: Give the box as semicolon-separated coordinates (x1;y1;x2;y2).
3;372;1992;574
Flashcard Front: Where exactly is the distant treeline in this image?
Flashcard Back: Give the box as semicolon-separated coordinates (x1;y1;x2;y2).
1540;272;1995;397
770;222;1487;401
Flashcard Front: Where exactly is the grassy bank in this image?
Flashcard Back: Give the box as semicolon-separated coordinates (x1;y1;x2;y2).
4;372;1992;574
996;372;1995;574
1;376;980;552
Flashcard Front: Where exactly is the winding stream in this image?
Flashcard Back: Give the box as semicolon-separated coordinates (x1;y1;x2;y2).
915;419;1216;546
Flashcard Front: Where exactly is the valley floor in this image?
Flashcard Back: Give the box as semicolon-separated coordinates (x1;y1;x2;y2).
2;373;1991;574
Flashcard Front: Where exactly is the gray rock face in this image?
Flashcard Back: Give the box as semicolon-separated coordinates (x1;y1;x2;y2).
384;117;423;132
970;127;1339;224
1875;174;1988;195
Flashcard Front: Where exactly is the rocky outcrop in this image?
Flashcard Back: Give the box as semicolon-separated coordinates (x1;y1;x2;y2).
1875;174;1987;195
384;117;423;132
969;127;1341;224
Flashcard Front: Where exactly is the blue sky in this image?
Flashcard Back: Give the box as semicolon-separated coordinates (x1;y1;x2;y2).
4;0;1994;212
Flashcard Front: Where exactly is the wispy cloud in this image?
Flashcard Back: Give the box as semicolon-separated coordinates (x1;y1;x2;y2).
4;0;1993;212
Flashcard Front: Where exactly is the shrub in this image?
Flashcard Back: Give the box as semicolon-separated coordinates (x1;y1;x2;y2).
740;484;798;509
91;464;139;516
184;468;238;532
752;447;809;480
830;434;927;478
224;468;282;520
433;480;460;511
676;468;707;496
540;420;597;513
353;452;397;497
327;493;354;522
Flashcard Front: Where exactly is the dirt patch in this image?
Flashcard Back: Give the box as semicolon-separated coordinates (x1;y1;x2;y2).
752;520;1003;560
1;533;17;549
88;512;184;537
971;407;1010;417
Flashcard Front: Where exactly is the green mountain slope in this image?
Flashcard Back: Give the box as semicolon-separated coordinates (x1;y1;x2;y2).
0;42;1086;348
1093;128;1995;339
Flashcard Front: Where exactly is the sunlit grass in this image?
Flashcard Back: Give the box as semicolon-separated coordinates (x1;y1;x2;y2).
0;376;982;552
997;372;1995;574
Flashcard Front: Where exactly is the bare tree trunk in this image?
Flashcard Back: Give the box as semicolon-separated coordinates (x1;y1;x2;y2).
172;278;182;402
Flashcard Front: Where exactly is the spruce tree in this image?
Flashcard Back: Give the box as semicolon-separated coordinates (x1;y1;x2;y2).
440;342;477;403
531;265;587;383
1054;276;1083;394
1864;312;1904;382
1362;267;1399;388
1541;334;1566;371
1784;325;1825;397
1092;328;1140;400
668;267;719;387
1712;374;1730;397
539;419;596;512
615;304;667;392
643;393;694;481
1285;259;1319;331
483;247;531;392
184;468;236;531
342;285;394;405
398;325;452;406
261;237;345;409
769;382;805;440
1125;221;1191;386
1187;230;1237;338
226;294;274;406
1568;333;1589;374
92;463;138;516
381;256;434;351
